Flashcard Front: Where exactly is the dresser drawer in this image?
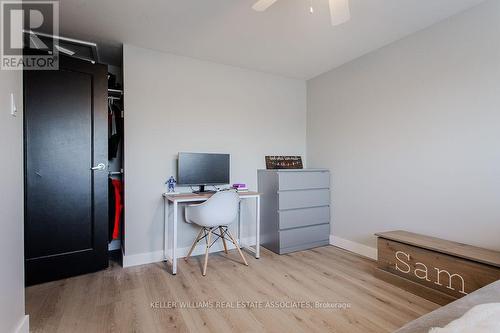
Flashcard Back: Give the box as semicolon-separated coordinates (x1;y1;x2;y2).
278;171;329;190
279;206;330;230
278;189;330;210
279;224;330;250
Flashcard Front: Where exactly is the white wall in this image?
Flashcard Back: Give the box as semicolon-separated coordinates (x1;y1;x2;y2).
0;72;28;331
123;45;306;260
307;0;500;254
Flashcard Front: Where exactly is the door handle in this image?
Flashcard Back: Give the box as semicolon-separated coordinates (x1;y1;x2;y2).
91;163;106;171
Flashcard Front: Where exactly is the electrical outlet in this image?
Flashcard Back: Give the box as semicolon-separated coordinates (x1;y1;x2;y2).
10;93;17;117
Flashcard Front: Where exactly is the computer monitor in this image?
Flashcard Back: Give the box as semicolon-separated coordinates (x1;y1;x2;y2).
177;152;230;193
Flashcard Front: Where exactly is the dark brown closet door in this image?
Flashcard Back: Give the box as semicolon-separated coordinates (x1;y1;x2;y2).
24;56;108;285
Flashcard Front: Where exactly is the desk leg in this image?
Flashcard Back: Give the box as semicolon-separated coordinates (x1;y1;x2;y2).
238;201;242;244
172;201;178;275
239;197;260;259
255;196;260;259
164;198;169;261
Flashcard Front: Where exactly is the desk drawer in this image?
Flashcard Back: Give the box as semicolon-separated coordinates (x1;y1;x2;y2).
278;189;330;210
279;171;329;190
279;206;330;230
279;224;330;250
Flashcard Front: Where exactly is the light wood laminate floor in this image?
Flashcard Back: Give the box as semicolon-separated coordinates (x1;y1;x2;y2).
26;246;439;333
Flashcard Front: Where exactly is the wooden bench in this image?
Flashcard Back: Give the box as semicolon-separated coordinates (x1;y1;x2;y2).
375;231;500;305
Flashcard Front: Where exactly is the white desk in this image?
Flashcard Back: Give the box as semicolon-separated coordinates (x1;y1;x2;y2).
163;191;261;275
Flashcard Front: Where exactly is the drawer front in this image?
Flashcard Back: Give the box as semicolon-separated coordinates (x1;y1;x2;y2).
280;224;330;249
279;206;330;230
278;171;329;191
278;189;330;210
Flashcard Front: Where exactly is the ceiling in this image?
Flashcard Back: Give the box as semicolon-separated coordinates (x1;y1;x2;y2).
57;0;486;79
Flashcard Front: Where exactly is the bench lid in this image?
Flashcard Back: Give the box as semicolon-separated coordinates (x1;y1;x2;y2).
375;230;500;268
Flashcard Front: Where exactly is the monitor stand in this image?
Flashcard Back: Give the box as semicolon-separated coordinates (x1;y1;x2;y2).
193;185;216;194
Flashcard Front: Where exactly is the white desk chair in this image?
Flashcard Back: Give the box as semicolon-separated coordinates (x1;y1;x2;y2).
184;191;248;276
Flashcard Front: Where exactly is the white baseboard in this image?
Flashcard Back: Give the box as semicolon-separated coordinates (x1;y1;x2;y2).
15;315;29;333
329;235;378;260
122;250;165;268
122;237;255;268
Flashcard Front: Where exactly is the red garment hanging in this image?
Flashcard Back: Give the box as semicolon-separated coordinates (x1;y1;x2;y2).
111;179;123;240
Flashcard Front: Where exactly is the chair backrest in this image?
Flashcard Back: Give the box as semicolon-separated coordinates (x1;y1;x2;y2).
186;191;240;227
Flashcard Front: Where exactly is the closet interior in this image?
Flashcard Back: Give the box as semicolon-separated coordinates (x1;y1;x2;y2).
107;65;125;256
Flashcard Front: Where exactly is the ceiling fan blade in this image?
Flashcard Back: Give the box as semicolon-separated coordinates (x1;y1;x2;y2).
252;0;279;12
329;0;350;26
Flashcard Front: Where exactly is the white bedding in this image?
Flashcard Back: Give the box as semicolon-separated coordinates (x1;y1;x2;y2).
429;303;500;333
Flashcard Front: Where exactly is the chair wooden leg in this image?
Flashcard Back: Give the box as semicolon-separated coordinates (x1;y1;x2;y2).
220;226;228;254
225;229;248;266
185;228;204;261
203;228;212;276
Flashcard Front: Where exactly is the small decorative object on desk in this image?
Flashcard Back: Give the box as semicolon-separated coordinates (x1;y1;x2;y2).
165;176;179;194
265;156;303;169
232;183;249;192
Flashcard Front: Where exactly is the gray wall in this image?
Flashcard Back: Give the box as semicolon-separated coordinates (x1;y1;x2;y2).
123;45;306;257
0;72;27;331
307;0;500;252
